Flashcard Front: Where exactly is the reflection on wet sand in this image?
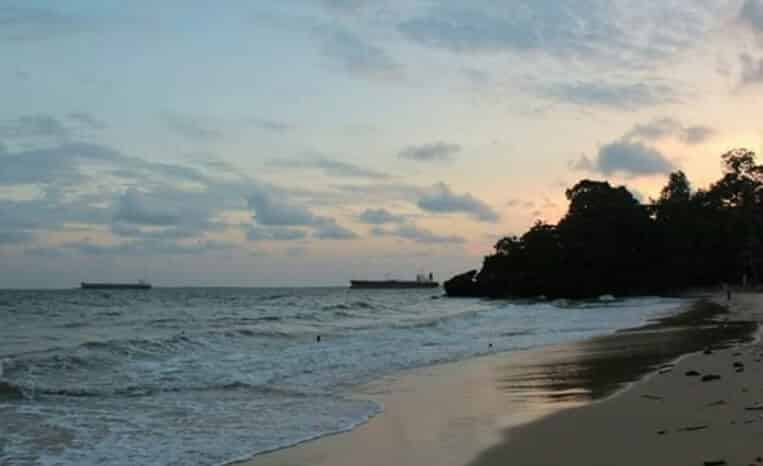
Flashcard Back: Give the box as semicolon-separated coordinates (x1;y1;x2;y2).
495;300;755;405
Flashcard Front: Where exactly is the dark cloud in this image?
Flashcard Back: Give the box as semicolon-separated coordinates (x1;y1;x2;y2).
163;113;223;142
371;224;465;244
321;0;370;13
313;219;358;240
67;112;107;130
417;182;499;222
575;140;675;177
0;142;247;252
0;230;33;245
110;223;200;241
538;80;680;110
0;6;83;42
399;142;461;162
0;114;72;141
398;2;612;55
247;185;322;226
569;156;595;172
252;118;293;133
740;53;763;86
113;189;180;226
397;1;715;67
0;142;217;188
52;239;236;256
461;67;490;86
330;182;425;204
247;184;356;239
682;126;715;145
319;27;403;79
625;118;715;145
739;0;763;34
357;208;406;224
269;157;390;179
507;199;536;209
0;143;86;184
247;226;307;241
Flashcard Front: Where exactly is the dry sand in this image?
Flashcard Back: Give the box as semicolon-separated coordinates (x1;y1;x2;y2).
246;293;761;466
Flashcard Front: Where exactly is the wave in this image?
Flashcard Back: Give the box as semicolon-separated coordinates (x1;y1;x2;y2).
224;328;296;339
499;330;535;337
0;378;318;401
321;301;376;312
0;381;24;400
260;294;289;301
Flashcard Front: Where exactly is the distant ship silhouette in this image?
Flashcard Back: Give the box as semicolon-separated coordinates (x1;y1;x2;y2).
350;273;439;289
81;280;152;290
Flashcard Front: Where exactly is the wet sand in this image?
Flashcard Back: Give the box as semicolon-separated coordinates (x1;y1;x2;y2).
245;295;757;466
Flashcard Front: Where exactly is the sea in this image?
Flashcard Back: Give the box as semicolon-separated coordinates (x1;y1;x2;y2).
0;287;685;466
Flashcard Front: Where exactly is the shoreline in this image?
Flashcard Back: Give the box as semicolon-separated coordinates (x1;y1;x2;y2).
470;292;763;466
246;295;755;466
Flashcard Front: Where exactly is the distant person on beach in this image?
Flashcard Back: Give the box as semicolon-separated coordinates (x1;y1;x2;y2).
723;283;731;301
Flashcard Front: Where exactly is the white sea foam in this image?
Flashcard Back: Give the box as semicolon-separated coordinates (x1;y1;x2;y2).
0;288;686;466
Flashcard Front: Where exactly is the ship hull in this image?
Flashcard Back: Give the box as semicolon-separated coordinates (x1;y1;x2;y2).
81;283;152;290
350;280;439;289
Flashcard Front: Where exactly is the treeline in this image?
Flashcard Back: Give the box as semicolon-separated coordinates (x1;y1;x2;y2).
445;149;763;299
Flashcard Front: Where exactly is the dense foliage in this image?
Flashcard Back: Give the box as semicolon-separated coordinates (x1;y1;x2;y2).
445;149;763;299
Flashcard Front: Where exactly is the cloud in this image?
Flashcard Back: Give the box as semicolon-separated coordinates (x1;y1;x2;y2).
357;208;406;224
739;0;763;34
52;239;237;256
0;142;219;188
247;226;307;241
371;224;465;244
417;182;498;222
0;230;33;245
0;114;72;141
398;3;603;55
399;142;461;162
319;27;403;79
111;222;200;241
251;118;293;133
398;1;719;67
163;113;222;142
576;140;675;177
461;67;490;86
321;0;370;13
0;142;248;253
67;112;107;130
247;184;356;239
0;6;83;42
313;219;358;240
330;182;425;204
113;189;180;226
740;53;763;86
682;126;715;145
625;118;715;145
538;80;680;110
269;157;390;178
247;185;321;226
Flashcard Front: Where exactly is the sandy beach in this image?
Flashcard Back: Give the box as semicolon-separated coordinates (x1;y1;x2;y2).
247;292;760;466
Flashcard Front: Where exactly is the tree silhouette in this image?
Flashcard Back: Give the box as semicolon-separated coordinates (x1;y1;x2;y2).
445;150;763;298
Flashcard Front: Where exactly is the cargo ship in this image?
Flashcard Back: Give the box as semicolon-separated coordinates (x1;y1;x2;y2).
81;281;152;290
350;273;439;289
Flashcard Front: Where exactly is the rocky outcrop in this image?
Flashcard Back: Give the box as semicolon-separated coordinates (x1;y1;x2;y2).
443;270;481;297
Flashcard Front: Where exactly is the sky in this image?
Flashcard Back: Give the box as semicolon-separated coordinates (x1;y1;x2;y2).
2;0;763;288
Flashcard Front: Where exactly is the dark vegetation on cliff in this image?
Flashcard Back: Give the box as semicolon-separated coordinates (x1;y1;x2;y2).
445;149;763;299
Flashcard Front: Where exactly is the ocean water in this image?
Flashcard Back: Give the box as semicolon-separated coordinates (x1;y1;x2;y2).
0;287;684;466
